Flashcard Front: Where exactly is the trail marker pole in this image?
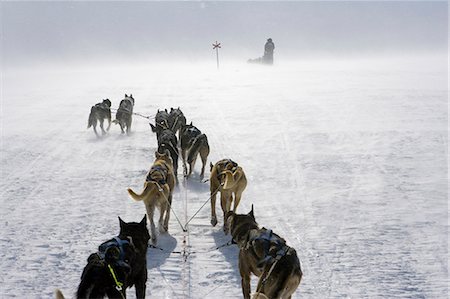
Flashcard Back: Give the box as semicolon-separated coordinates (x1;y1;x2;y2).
212;41;221;69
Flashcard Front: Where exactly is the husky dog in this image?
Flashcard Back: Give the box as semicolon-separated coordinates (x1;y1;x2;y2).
150;109;170;138
127;151;175;244
168;107;186;136
180;123;210;179
113;94;134;135
157;129;179;179
209;159;247;233
87;99;112;137
55;216;150;299
227;207;302;299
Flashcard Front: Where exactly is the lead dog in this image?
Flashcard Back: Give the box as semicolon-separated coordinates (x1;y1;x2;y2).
127;151;175;244
87;99;112;137
113;94;134;135
210;159;247;233
227;207;302;299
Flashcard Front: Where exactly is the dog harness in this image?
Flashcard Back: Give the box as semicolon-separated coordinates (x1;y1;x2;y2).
98;237;131;262
247;228;289;268
217;159;238;181
146;165;168;185
94;103;110;111
95;236;133;296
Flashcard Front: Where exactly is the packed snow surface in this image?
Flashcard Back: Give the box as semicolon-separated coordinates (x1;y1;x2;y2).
1;59;447;298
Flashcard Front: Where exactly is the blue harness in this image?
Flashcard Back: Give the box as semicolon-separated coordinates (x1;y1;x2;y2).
98;237;130;262
248;228;288;267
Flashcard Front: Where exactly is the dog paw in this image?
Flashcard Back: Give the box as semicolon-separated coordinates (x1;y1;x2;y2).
211;217;218;227
223;226;229;235
159;225;168;234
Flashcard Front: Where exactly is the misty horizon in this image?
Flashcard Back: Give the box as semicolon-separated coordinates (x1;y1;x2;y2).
1;1;448;68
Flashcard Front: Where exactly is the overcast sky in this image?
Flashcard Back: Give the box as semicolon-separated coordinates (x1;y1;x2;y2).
1;1;448;67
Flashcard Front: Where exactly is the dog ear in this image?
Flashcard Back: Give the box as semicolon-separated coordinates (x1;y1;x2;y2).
140;215;147;225
125;94;128;97
171;107;173;111
150;123;156;132
189;121;192;126
119;216;125;228
248;205;254;219
165;108;168;113
130;94;133;98
210;162;214;172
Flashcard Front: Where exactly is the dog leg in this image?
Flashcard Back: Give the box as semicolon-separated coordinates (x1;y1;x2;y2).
187;156;196;178
159;204;167;234
221;193;232;234
181;148;187;175
232;190;244;213
145;204;157;244
100;119;106;135
135;273;147;299
93;123;100;137
199;148;209;180
240;270;252;299
106;116;111;131
126;118;132;135
210;186;218;227
163;193;172;232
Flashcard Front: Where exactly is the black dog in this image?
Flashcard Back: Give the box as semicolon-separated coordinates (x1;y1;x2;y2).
180;122;209;179
87;99;112;137
149;109;170;139
63;216;150;299
168;107;186;137
157;129;179;179
114;94;135;135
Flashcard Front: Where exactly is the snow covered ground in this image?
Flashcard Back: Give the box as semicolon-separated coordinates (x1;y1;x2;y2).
1;58;447;298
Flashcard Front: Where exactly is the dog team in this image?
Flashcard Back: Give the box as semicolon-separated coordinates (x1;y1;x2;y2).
56;95;302;299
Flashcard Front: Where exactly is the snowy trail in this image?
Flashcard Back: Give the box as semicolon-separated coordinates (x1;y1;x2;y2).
1;61;447;298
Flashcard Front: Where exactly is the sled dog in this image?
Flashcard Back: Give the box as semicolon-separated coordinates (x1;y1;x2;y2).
150;109;170;138
180;122;210;179
210;158;247;233
113;94;134;135
227;207;302;299
156;128;179;179
168;107;186;136
55;216;150;299
87;99;111;137
127;151;175;244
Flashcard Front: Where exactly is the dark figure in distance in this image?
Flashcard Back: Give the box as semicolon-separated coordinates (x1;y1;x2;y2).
263;38;275;65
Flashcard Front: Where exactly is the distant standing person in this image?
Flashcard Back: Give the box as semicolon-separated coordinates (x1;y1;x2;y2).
263;38;275;65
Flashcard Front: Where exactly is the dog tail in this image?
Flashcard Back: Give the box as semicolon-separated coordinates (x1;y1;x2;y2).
87;106;95;128
127;181;159;201
54;289;65;299
222;167;245;190
187;134;208;164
